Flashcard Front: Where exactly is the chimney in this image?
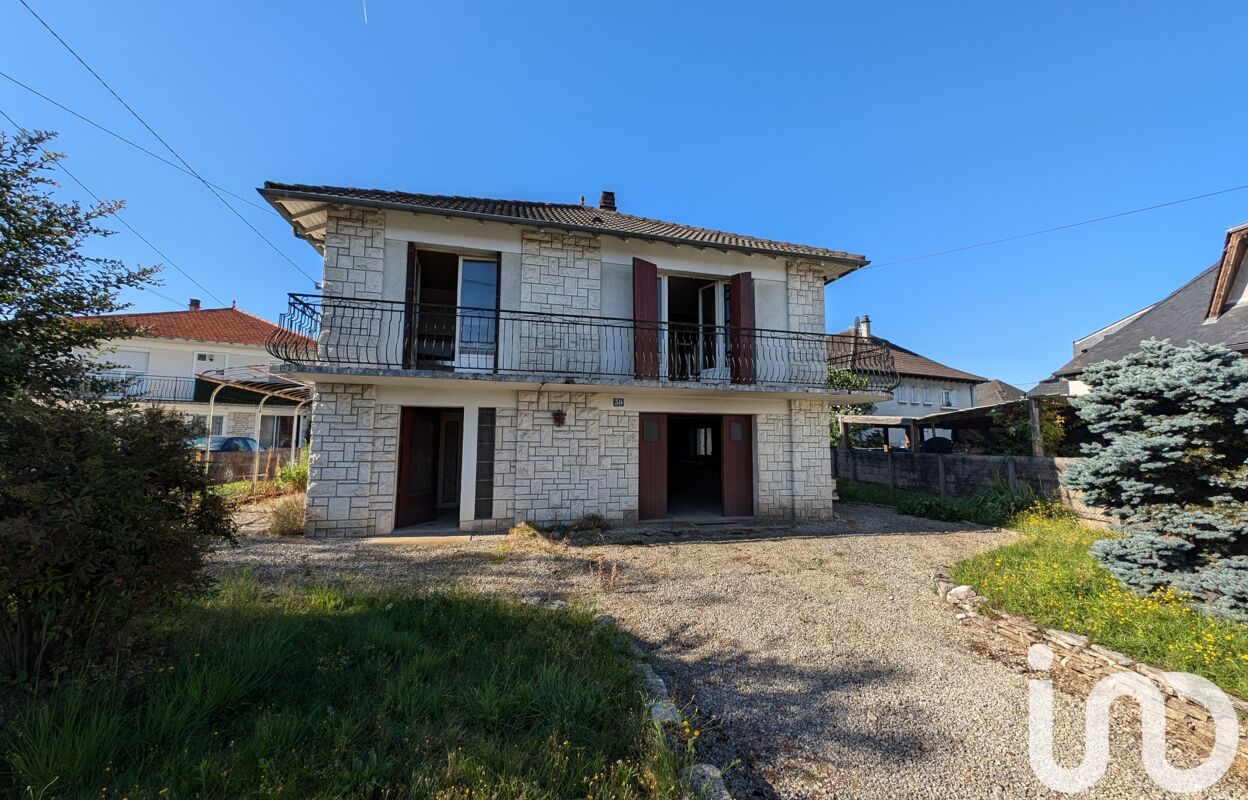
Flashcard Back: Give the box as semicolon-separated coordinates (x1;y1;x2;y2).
857;314;871;338
598;190;616;212
188;298;201;311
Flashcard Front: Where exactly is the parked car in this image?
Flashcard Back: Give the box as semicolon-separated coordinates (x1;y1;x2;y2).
191;435;264;454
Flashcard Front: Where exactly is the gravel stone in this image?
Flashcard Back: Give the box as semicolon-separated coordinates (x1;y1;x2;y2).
210;502;1247;799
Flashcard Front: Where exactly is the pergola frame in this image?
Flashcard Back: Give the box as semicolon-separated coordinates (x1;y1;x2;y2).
836;398;1046;457
197;365;313;489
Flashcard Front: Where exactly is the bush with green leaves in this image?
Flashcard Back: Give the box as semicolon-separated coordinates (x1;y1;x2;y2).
275;446;308;492
0;129;234;678
1062;340;1248;620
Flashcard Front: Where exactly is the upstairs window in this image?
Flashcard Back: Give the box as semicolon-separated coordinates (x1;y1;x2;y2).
942;389;955;408
922;387;932;405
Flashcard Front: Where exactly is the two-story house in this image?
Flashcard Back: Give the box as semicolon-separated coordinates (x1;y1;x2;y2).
261;184;896;535
837;315;986;447
79;302;308;448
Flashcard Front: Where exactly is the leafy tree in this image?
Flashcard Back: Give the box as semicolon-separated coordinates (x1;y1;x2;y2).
0;130;234;677
986;400;1070;456
828;368;883;447
1062;339;1248;620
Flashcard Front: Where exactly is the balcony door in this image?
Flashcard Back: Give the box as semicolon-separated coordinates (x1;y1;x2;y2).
658;275;731;382
404;245;499;371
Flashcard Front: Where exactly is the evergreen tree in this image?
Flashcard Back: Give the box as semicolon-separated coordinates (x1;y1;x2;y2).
1062;339;1248;619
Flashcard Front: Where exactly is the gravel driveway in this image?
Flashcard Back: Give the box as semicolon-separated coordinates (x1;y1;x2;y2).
211;503;1246;799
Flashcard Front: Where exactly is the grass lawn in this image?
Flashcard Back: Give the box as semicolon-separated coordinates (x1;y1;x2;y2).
3;573;687;799
840;480;1248;698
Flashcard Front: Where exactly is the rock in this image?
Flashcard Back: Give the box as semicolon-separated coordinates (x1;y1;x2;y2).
946;585;976;603
650;700;681;724
685;764;732;800
1043;629;1089;649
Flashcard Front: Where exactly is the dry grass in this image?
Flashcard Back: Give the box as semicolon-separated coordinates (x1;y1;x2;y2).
265;492;306;536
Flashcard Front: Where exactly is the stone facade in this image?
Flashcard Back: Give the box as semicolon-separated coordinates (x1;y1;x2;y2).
788;399;836;518
786;260;826;335
518;230;602;375
755;400;837;521
598;408;640;522
321;208;387;366
306;383;398;536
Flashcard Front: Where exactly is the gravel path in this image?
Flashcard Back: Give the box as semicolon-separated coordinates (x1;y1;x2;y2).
211;504;1246;799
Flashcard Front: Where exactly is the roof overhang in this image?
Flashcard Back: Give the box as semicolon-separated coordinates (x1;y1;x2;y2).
258;185;869;278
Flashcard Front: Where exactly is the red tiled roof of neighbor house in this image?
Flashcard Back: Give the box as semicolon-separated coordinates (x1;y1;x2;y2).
76;306;284;347
259;182;869;269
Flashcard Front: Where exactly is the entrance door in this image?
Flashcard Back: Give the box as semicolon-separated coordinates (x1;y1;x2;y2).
396;407;442;527
638;413;668;520
721;415;754;516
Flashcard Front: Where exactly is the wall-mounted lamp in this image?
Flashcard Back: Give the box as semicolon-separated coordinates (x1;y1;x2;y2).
552;409;567;426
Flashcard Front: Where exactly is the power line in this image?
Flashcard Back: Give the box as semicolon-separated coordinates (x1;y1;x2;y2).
0;70;271;213
2;108;229;307
17;0;318;286
865;182;1248;270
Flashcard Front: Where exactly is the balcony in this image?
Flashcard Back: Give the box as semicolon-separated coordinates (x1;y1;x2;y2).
98;371;198;402
267;294;898;393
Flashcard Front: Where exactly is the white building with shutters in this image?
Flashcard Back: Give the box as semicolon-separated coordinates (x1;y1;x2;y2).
78;302;308;449
260;184;898;535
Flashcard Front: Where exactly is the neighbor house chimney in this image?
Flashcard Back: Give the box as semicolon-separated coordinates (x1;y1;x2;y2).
857;314;871;338
188;298;201;311
598;190;616;212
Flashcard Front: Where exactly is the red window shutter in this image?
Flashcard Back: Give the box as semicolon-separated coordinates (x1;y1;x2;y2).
632;257;659;380
729;272;756;384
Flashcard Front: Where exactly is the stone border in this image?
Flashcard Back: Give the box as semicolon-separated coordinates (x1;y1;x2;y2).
520;597;732;798
932;571;1248;762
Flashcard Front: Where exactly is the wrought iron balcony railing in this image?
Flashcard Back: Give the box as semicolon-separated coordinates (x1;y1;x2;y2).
268;294;898;393
96;371;198;401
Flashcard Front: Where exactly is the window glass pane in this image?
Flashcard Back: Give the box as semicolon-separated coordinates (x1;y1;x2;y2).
459;260;498;354
730;420;745;441
643;419;660;442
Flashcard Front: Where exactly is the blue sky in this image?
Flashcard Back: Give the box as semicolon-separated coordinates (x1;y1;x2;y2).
2;1;1245;388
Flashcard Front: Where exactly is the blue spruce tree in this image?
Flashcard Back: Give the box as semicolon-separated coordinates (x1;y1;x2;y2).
1061;340;1248;619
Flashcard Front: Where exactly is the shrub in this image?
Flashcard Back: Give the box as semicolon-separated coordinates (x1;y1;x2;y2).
0;131;233;678
275;447;308;492
266;493;307;536
1062;340;1248;621
570;513;611;533
0;403;235;678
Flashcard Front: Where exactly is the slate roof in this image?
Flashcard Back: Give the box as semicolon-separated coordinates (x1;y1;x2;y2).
260;182;868;268
1055;264;1248;376
973;379;1026;406
834;329;986;382
76;307;283;348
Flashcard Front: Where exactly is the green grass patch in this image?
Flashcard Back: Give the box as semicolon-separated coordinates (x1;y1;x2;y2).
840;479;1248;697
837;479;1036;527
952;508;1248;698
2;573;687;799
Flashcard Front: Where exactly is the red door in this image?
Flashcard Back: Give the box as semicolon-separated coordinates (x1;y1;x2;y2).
395;407;441;528
633;257;660;380
729;272;756;384
638;412;667;519
721;414;754;516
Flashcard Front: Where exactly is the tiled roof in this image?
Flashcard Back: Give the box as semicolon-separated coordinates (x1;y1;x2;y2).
835;329;986;382
973;379;1026;406
76;307;282;347
260;182;868;267
1055;264;1248;376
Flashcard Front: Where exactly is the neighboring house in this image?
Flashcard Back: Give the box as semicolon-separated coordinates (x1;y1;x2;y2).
78;301;308;448
972;379;1026;406
835;315;985;447
1033;220;1248;397
261;184;897;535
